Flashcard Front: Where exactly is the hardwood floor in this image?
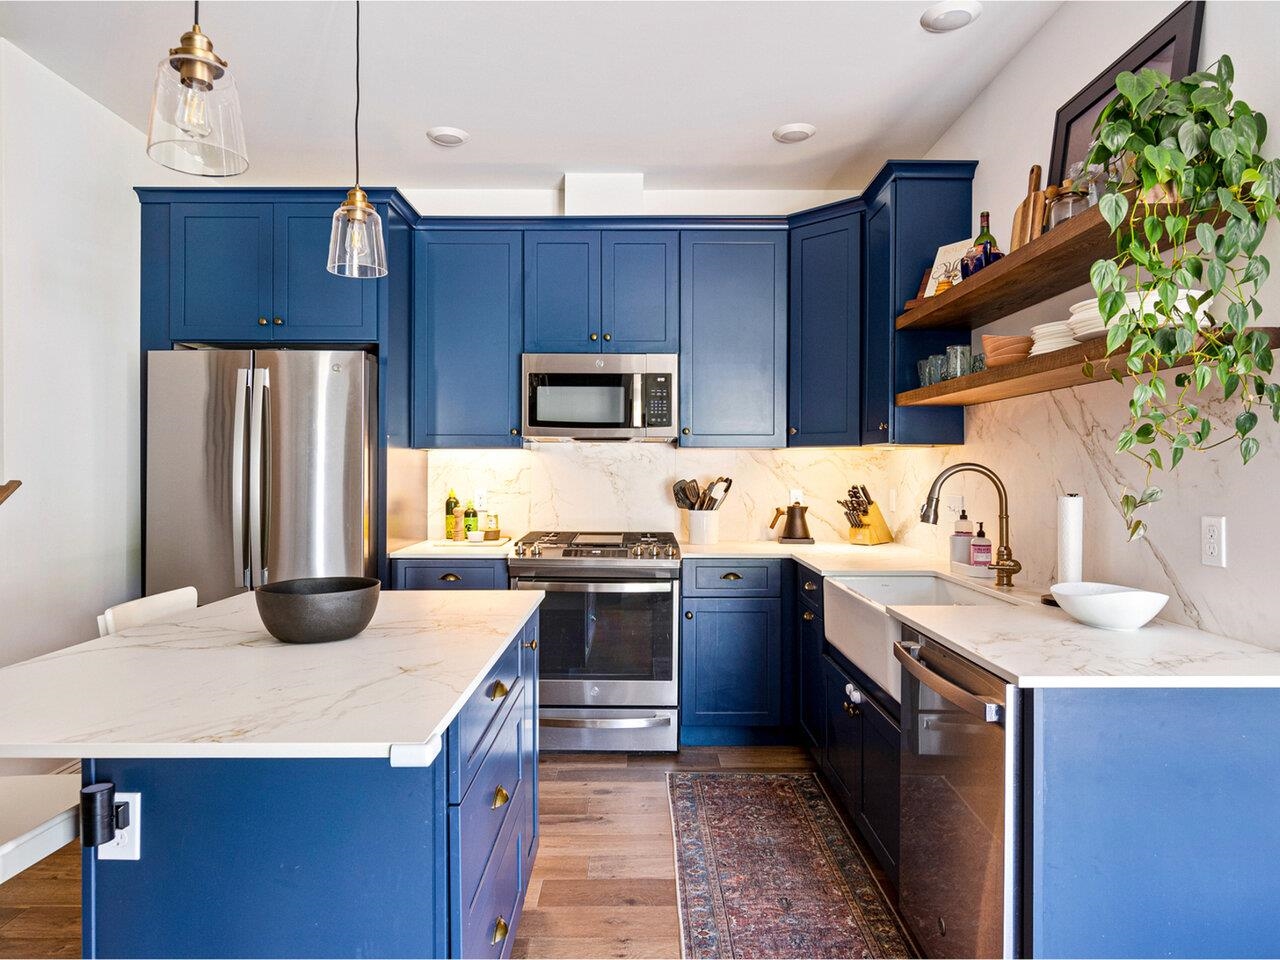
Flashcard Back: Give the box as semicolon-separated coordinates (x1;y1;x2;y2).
0;747;827;960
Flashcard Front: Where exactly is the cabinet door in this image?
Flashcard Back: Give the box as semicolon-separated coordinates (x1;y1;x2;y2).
862;196;894;444
521;618;539;889
798;607;825;751
856;696;900;880
679;231;787;447
392;559;507;590
601;231;678;353
789;214;863;446
822;655;862;809
272;203;378;342
413;231;522;448
682;598;782;727
169;203;273;341
523;231;601;352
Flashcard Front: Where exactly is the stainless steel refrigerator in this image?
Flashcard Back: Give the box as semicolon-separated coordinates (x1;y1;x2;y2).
145;349;376;602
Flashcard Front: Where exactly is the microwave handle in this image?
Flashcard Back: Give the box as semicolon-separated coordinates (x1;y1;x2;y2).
632;373;644;429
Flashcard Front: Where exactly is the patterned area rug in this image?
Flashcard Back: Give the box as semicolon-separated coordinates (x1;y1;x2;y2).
669;772;913;959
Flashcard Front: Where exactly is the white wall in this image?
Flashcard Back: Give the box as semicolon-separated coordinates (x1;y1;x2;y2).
0;39;182;684
919;1;1280;645
399;185;853;217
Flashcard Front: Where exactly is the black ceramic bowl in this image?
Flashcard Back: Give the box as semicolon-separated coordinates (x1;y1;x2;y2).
254;577;381;644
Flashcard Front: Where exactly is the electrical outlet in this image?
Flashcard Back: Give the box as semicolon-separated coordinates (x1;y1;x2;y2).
944;494;965;518
97;792;141;861
788;488;803;504
1201;516;1227;568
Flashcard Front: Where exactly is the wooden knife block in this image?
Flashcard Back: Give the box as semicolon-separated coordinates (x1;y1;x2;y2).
849;503;894;546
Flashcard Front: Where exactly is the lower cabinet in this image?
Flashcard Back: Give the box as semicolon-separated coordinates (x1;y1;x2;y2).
391;558;509;591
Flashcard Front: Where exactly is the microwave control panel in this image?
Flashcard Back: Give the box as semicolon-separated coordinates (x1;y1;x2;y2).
642;374;673;427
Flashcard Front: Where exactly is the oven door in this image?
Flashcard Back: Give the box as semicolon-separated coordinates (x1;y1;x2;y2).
513;579;678;707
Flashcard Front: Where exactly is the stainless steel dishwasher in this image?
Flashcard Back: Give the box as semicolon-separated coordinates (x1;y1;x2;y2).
894;627;1019;959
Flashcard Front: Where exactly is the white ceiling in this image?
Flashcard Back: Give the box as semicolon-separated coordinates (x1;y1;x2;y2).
0;0;1062;190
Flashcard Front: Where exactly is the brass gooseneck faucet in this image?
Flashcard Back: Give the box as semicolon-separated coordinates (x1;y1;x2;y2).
920;462;1022;588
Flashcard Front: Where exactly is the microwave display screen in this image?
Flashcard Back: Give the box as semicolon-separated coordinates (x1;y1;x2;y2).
534;384;627;425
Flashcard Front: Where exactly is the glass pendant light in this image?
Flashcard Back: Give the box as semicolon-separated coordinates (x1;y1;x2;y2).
146;1;248;177
327;0;387;279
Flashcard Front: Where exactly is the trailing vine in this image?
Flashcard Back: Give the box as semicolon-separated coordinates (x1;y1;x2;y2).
1085;55;1280;540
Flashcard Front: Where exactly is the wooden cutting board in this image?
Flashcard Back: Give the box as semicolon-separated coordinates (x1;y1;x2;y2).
1010;164;1043;251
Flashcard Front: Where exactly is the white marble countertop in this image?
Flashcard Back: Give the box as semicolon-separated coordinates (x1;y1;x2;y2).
680;539;946;575
0;591;542;761
390;539;513;559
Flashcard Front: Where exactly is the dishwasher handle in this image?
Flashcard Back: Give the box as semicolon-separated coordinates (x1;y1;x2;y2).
894;641;1003;724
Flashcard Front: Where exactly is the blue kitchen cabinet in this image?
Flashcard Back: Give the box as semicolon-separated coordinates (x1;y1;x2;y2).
796;567;825;753
391;558;509;590
679;230;787;447
168;202;274;341
860;162;975;445
601;231;679;352
523;230;601;352
681;597;782;730
271;203;378;342
413;230;523;448
788;212;863;446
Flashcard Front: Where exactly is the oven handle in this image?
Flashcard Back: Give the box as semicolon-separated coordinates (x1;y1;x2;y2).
513;580;673;594
540;715;672;729
894;641;1003;724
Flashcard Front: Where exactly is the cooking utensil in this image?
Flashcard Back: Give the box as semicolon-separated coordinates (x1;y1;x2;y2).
673;481;694;510
713;478;733;510
1010;164;1043;252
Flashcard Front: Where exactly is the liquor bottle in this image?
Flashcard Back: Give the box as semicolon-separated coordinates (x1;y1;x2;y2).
444;488;459;539
961;211;1004;279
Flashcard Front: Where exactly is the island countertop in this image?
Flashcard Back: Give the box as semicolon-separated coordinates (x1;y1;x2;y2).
0;590;542;761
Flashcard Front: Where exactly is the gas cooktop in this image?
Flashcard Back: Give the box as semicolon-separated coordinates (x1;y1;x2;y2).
509;531;680;575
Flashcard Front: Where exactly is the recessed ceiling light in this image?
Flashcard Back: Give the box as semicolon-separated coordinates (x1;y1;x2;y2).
426;126;471;147
920;0;982;33
773;123;816;144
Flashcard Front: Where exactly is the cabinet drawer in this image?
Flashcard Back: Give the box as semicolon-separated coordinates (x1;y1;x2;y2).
452;691;524;918
392;559;507;591
683;559;782;597
458;811;523;960
449;637;524;803
797;566;824;615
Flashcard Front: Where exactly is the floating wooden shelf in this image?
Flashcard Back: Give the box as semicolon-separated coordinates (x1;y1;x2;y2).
896;203;1120;332
0;480;20;507
895;331;1280;407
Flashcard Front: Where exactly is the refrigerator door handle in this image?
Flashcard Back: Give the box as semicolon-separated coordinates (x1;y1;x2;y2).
231;369;250;588
247;367;270;586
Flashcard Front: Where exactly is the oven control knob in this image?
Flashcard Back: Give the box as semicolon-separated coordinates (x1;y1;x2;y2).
665;544;676;558
648;544;659;558
530;543;542;557
632;544;644;557
514;542;526;557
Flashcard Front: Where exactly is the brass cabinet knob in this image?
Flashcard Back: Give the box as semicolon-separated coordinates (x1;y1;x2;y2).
489;679;510;701
681;427;690;436
589;333;599;341
803;581;817;592
492;916;509;945
879;421;889;431
492;784;511;809
523;638;538;651
842;700;859;717
273;317;284;326
511;428;519;435
802;610;815;622
258;317;268;326
720;572;742;581
603;333;611;341
685;611;693;620
439;573;461;582
788;427;798;435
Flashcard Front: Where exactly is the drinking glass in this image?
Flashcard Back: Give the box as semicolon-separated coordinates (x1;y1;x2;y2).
946;345;972;380
918;358;931;388
928;354;947;383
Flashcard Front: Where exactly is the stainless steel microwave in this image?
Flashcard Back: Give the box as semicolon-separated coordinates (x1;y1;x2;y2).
522;353;678;441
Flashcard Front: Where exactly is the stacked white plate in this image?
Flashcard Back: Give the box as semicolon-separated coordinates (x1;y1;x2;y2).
1029;320;1075;355
1067;289;1214;343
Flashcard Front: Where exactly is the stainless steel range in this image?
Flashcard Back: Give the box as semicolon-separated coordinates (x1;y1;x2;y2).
509;531;680;752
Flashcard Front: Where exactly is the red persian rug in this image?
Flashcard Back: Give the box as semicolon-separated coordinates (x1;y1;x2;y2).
669;772;913;959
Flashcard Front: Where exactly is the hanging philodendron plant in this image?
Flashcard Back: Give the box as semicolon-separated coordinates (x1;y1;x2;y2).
1085;55;1280;540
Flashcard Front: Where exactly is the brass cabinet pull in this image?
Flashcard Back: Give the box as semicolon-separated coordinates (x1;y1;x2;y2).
681;427;690;436
439;573;461;582
589;333;599;341
802;610;816;622
523;638;538;651
273;316;284;326
603;333;611;341
720;572;742;581
491;916;509;945
843;700;860;717
803;580;817;592
684;611;693;620
879;421;889;431
492;784;510;809
257;317;268;326
489;679;510;701
788;427;798;435
511;428;519;435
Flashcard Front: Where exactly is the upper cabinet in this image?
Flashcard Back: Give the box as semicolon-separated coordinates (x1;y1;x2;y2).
788;212;863;446
413;230;523;448
860;162;975;445
524;230;678;353
166;200;380;343
679;230;787;447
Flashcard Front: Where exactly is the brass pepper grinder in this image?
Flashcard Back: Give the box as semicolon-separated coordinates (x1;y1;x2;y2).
771;502;815;544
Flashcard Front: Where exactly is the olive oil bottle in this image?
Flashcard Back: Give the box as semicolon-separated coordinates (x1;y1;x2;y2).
444;488;459;539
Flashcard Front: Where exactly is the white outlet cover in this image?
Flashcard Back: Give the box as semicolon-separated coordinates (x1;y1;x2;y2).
97;792;141;861
789;488;804;504
1200;516;1227;568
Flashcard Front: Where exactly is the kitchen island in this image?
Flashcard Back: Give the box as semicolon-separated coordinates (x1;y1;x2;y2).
0;590;543;959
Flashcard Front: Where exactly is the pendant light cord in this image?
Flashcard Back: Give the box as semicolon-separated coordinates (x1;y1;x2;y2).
193;0;199;26
354;0;361;188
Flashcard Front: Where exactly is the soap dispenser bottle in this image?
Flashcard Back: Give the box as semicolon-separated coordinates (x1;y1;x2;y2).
950;508;974;563
969;522;993;566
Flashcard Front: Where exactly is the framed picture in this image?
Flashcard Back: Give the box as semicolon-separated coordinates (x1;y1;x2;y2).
1047;1;1204;187
924;238;975;298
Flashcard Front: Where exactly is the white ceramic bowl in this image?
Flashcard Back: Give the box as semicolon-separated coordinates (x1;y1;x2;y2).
1050;582;1169;631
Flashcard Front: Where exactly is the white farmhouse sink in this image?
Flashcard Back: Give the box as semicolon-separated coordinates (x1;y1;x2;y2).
823;574;1012;702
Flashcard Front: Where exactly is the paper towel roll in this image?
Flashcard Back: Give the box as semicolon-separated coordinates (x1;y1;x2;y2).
1057;494;1084;583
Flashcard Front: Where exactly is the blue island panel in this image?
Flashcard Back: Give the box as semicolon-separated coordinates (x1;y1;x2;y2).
82;757;448;959
1029;688;1280;959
